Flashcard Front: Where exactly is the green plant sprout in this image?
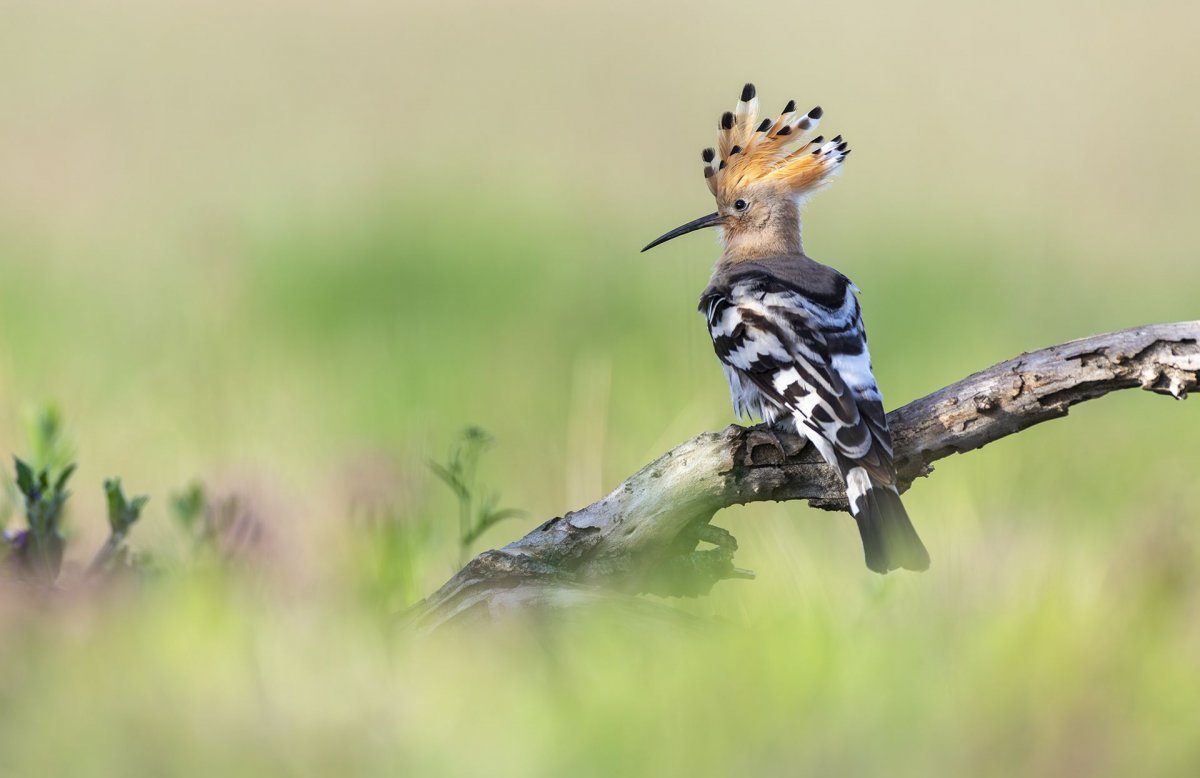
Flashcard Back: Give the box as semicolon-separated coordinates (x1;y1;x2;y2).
87;478;150;576
170;480;210;548
429;427;525;566
9;457;76;584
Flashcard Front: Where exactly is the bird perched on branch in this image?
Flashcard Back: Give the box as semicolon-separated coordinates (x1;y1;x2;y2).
642;83;929;574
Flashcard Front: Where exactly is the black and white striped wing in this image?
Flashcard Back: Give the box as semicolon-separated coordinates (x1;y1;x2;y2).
700;272;895;484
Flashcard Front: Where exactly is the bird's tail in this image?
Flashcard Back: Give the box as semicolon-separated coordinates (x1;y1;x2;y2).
845;469;930;574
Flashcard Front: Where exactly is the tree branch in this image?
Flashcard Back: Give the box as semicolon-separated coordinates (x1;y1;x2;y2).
410;321;1200;630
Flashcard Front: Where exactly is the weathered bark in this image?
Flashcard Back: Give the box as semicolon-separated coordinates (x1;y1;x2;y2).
410;322;1200;631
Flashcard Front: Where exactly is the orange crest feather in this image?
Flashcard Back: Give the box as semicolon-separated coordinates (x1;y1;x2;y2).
702;83;850;201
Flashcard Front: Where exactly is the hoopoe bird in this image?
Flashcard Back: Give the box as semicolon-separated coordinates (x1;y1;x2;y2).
643;83;929;574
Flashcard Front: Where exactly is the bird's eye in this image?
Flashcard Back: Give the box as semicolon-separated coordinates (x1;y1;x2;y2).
734;199;747;211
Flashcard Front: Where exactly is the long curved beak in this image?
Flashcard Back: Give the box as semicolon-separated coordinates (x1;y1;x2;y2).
641;211;723;253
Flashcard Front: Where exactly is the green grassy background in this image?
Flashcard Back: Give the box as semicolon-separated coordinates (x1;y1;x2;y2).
1;0;1199;775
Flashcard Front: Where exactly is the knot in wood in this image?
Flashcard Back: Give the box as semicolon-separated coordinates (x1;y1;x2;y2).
973;393;999;412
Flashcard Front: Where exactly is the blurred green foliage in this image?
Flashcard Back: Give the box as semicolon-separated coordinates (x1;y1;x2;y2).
2;411;150;583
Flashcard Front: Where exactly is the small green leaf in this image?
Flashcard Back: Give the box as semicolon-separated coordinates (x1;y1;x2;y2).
105;479;126;531
481;507;525;526
14;458;35;498
428;461;469;500
103;477;148;533
54;463;77;495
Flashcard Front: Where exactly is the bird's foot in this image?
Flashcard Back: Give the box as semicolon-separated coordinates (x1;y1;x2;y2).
742;424;807;467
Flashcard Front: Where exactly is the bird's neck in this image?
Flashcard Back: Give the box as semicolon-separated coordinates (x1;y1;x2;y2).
720;216;804;264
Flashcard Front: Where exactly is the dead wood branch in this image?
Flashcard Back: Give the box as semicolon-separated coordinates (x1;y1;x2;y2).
410;322;1199;631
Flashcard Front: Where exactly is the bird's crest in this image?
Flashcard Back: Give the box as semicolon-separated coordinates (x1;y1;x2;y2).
702;83;849;201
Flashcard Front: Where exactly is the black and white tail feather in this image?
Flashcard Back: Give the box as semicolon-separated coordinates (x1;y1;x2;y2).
853;477;929;574
701;261;930;574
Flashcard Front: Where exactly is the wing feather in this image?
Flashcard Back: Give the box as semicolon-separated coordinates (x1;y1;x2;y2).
701;270;895;484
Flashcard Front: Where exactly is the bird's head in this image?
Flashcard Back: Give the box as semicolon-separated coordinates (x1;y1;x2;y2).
642;83;849;261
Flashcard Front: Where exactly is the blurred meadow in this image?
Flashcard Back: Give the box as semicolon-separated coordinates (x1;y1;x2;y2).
2;0;1200;775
